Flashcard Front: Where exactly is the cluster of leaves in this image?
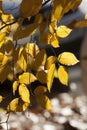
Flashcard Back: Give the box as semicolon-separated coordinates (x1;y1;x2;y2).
0;0;82;112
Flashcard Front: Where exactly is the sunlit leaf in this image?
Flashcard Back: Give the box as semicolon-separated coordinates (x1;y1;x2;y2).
24;43;39;58
0;53;11;83
0;32;6;47
7;98;19;112
18;72;37;85
7;98;29;112
13;81;19;95
47;64;55;92
36;70;47;84
45;56;56;70
19;84;30;103
56;25;72;38
0;95;3;102
52;0;82;21
58;66;68;85
50;34;59;48
36;95;52;110
49;20;57;33
58;52;79;66
1;13;14;24
18;49;27;71
34;86;47;95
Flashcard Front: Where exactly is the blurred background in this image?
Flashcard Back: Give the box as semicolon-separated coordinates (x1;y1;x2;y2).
0;0;87;130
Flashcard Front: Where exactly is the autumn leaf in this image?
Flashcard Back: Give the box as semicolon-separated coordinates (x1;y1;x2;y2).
18;48;27;71
36;70;47;84
58;66;68;85
45;56;56;70
0;95;3;102
34;86;47;95
33;50;47;70
1;13;14;24
19;84;30;103
18;72;37;85
58;52;79;66
7;98;29;112
56;25;72;38
7;98;19;112
0;53;11;83
13;81;19;95
47;64;55;92
34;86;52;110
24;43;40;58
20;0;42;18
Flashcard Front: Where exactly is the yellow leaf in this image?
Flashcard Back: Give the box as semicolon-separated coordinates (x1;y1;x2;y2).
36;95;52;110
47;64;55;92
7;98;29;112
52;0;82;21
13;81;19;95
49;20;57;33
0;63;11;83
18;49;27;71
56;25;72;38
20;0;42;18
33;50;47;70
58;66;68;85
34;86;47;95
18;72;37;85
1;13;14;24
24;43;39;58
50;34;59;48
36;70;47;84
0;53;11;83
7;98;19;112
0;95;3;102
19;84;30;103
0;32;6;45
58;52;79;66
22;102;29;111
45;56;56;70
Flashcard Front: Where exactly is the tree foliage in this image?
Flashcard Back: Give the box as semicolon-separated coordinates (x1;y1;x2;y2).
0;0;82;112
